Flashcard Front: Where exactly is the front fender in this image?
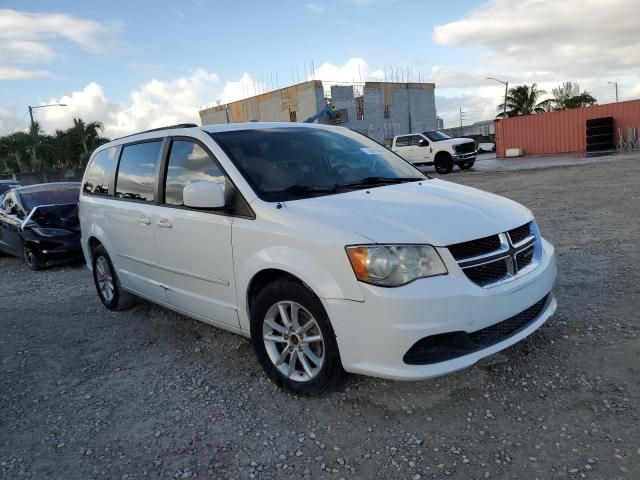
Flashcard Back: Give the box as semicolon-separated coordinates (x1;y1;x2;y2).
235;246;365;331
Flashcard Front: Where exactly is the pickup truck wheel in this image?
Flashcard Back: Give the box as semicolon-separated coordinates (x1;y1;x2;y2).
434;153;454;174
459;160;475;170
250;280;345;395
92;245;136;311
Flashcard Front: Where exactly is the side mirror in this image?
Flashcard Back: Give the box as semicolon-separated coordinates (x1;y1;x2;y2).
183;181;226;209
418;138;429;147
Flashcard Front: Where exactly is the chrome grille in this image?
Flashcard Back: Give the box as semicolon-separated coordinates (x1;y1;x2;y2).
449;222;538;287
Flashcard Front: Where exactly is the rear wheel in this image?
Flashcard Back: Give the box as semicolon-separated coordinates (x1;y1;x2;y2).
434;152;454;174
92;245;136;311
250;280;344;395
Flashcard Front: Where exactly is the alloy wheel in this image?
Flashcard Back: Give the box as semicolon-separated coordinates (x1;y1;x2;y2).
262;301;325;382
95;255;114;303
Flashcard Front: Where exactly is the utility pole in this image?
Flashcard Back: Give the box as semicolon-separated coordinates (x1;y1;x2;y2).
486;77;509;118
27;103;67;170
459;107;466;127
608;81;619;102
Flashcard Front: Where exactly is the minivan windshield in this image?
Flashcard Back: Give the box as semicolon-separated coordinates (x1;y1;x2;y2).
423;131;452;142
210;127;426;201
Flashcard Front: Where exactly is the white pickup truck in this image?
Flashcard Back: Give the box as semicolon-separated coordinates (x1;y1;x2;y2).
391;131;477;174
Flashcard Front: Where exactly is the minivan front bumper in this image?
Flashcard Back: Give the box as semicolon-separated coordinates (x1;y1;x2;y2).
324;238;556;380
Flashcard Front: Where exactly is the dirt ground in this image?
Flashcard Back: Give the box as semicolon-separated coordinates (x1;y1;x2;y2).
1;161;639;480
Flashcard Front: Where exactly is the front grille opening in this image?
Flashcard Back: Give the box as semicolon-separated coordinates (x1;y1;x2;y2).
403;295;549;365
508;222;531;245
516;245;534;271
463;259;508;286
468;295;548;346
448;234;501;260
455;142;476;154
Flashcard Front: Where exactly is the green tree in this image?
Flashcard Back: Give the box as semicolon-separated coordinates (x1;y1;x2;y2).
550;82;597;110
71;118;105;164
0;131;33;173
496;83;551;118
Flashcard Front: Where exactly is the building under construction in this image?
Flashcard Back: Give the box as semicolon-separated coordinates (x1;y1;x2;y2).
199;80;437;145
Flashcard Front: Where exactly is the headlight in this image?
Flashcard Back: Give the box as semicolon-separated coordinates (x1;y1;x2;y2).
30;227;73;237
346;244;447;287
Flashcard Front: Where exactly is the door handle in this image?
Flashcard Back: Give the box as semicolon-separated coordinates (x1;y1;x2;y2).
156;218;172;228
137;216;151;225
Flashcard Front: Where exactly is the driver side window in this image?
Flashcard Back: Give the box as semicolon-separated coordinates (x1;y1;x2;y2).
163;140;227;207
2;193;15;214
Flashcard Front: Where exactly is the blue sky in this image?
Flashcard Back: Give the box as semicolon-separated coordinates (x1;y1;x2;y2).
1;0;638;136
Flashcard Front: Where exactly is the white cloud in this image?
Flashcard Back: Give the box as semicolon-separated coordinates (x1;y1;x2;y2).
305;3;325;14
310;58;370;84
35;69;221;138
0;8;120;83
0;9;121;54
0;66;50;80
433;0;640;79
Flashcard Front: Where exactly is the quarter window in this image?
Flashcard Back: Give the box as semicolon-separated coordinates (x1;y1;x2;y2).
83;147;118;195
163;140;225;206
115;141;163;202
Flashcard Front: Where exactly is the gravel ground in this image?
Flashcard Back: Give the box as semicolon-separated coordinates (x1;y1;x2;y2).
1;161;639;480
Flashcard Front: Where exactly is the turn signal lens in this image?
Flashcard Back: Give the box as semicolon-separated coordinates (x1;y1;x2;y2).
346;244;447;287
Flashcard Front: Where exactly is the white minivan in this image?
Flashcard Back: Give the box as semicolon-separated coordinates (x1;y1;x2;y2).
80;122;557;394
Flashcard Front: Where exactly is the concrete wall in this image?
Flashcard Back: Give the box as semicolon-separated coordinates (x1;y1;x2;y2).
441;121;496;144
0;167;85;185
199;81;437;145
199;80;325;125
330;82;437;144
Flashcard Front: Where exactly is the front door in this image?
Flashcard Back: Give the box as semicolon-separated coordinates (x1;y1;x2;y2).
106;139;164;300
153;138;239;328
0;192;23;255
410;135;431;163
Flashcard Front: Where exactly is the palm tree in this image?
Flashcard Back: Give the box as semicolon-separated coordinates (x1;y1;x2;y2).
496;83;551;118
71;117;104;161
0;132;32;173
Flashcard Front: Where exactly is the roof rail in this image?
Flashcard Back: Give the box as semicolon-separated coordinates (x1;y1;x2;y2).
114;123;199;141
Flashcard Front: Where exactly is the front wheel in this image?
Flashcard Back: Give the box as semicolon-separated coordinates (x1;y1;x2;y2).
250;280;344;395
459;160;475;170
22;241;40;271
434;153;454;174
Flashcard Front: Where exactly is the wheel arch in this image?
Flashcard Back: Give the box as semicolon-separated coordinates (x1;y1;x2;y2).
237;247;365;331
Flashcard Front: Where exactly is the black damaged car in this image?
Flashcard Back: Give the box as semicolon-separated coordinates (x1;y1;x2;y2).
0;182;82;270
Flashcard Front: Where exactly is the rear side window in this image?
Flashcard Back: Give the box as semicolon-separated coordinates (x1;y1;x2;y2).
395;136;409;147
83;147;118;195
115;141;163;202
163;140;225;206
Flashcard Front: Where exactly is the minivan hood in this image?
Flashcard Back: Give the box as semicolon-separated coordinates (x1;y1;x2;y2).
282;180;532;245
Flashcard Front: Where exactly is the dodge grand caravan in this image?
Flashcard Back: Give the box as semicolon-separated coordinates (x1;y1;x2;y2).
79;122;557;394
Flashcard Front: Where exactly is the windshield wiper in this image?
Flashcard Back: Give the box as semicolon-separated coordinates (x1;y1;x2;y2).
282;184;338;195
336;176;424;189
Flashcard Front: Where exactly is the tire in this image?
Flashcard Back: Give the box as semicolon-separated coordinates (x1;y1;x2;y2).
250;280;344;395
459;160;475;170
434;153;454;174
22;241;41;271
92;244;136;311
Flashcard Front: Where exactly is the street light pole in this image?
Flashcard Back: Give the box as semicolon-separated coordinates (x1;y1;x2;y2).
27;103;67;170
608;81;619;102
487;77;509;118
